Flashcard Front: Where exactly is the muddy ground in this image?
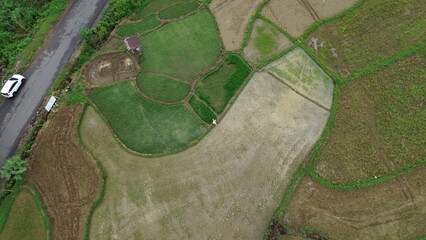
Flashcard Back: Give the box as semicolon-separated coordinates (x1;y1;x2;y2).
283;165;426;239
25;105;101;240
83;52;139;87
210;0;264;50
81;71;330;240
262;0;359;37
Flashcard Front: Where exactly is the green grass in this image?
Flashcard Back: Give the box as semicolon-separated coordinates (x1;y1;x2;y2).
132;0;193;21
195;54;251;113
116;14;161;38
189;95;216;123
313;53;426;185
0;188;46;240
140;10;220;81
90;81;207;154
159;1;199;20
137;73;191;102
307;0;426;77
254;24;280;54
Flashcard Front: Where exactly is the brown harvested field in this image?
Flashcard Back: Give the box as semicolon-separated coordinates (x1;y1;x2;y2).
243;18;293;65
282;165;426;239
314;54;426;184
83;52;139;87
25;104;101;240
81;71;330;239
210;0;264;50
262;0;359;37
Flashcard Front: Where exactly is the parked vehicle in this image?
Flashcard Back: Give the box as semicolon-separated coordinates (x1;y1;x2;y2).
1;74;25;98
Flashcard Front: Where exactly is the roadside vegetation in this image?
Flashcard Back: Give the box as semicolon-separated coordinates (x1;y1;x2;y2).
0;0;67;77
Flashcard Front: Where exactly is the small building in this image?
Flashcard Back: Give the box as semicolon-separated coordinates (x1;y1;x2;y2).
124;36;142;53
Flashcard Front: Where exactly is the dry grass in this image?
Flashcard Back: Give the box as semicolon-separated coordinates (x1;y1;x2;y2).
283;165;426;239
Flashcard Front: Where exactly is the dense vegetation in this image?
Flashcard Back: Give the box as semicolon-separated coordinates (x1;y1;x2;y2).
195;54;251;114
0;0;65;77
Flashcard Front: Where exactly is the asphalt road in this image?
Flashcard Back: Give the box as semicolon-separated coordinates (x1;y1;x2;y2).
0;0;108;166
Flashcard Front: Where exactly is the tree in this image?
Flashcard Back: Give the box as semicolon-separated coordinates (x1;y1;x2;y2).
0;155;28;181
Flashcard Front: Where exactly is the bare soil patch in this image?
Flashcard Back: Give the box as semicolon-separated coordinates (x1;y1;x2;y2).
243;18;293;65
83;52;139;87
210;0;264;50
283;166;426;239
25;105;101;240
262;0;359;37
81;71;330;239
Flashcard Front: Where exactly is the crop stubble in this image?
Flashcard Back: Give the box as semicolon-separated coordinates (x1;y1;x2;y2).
262;0;359;37
210;0;264;50
283;166;426;239
81;71;330;239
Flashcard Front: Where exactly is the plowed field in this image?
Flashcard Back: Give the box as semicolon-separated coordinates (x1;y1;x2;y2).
25;105;101;240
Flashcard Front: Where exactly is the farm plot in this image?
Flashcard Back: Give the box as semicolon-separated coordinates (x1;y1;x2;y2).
81;71;330;240
265;47;334;109
84;52;139;87
261;0;359;37
195;54;251;114
0;188;46;240
25;105;101;240
137;73;191;103
158;1;200;20
140;10;220;81
210;0;264;50
116;14;161;37
243;19;293;65
307;0;426;77
313;53;426;184
90;81;207;154
282;166;426;239
132;0;194;20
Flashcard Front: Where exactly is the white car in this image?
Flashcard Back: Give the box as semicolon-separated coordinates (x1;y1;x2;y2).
1;74;25;98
